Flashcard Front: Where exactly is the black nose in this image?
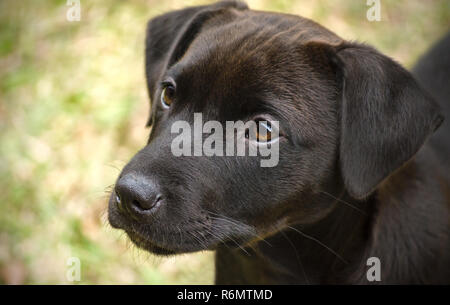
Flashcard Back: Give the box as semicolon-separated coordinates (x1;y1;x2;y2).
114;173;163;215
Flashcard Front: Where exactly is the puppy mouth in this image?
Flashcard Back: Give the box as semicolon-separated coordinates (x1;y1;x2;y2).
109;204;211;255
114;221;248;255
108;192;258;254
125;230;177;255
107;196;175;254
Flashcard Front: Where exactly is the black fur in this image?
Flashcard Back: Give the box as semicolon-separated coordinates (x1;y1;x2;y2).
108;1;450;284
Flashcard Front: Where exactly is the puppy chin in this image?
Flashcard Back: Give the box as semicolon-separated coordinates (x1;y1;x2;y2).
108;197;202;255
126;231;178;256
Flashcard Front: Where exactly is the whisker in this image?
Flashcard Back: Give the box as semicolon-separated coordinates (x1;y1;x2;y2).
287;225;348;265
207;212;272;247
224;235;251;256
177;225;183;245
188;230;209;250
105;162;124;172
319;191;367;216
205;217;252;256
203;226;234;251
280;230;310;284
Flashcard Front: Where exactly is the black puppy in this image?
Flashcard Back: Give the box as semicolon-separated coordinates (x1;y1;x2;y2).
108;1;450;284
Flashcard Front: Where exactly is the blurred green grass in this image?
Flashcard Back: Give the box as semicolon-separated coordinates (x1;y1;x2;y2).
0;0;448;284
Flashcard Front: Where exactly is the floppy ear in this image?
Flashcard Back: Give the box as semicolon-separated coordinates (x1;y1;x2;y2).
144;0;248;126
334;43;444;199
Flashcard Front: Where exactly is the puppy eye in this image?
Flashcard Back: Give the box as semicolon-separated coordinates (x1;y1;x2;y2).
245;119;278;143
256;121;273;142
161;85;175;108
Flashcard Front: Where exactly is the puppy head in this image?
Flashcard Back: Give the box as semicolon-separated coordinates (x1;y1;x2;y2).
108;1;443;255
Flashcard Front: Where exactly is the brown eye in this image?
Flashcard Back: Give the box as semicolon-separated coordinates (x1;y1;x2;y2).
256;121;272;142
245;120;276;143
161;85;175;108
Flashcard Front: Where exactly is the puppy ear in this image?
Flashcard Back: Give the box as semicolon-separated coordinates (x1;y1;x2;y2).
334;43;443;199
145;1;248;126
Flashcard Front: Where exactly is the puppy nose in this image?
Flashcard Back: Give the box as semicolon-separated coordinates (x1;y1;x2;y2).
114;174;163;215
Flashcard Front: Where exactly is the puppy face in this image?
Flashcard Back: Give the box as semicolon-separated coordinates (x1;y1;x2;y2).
108;1;442;255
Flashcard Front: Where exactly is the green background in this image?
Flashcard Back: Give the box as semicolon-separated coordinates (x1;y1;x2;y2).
0;0;448;284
